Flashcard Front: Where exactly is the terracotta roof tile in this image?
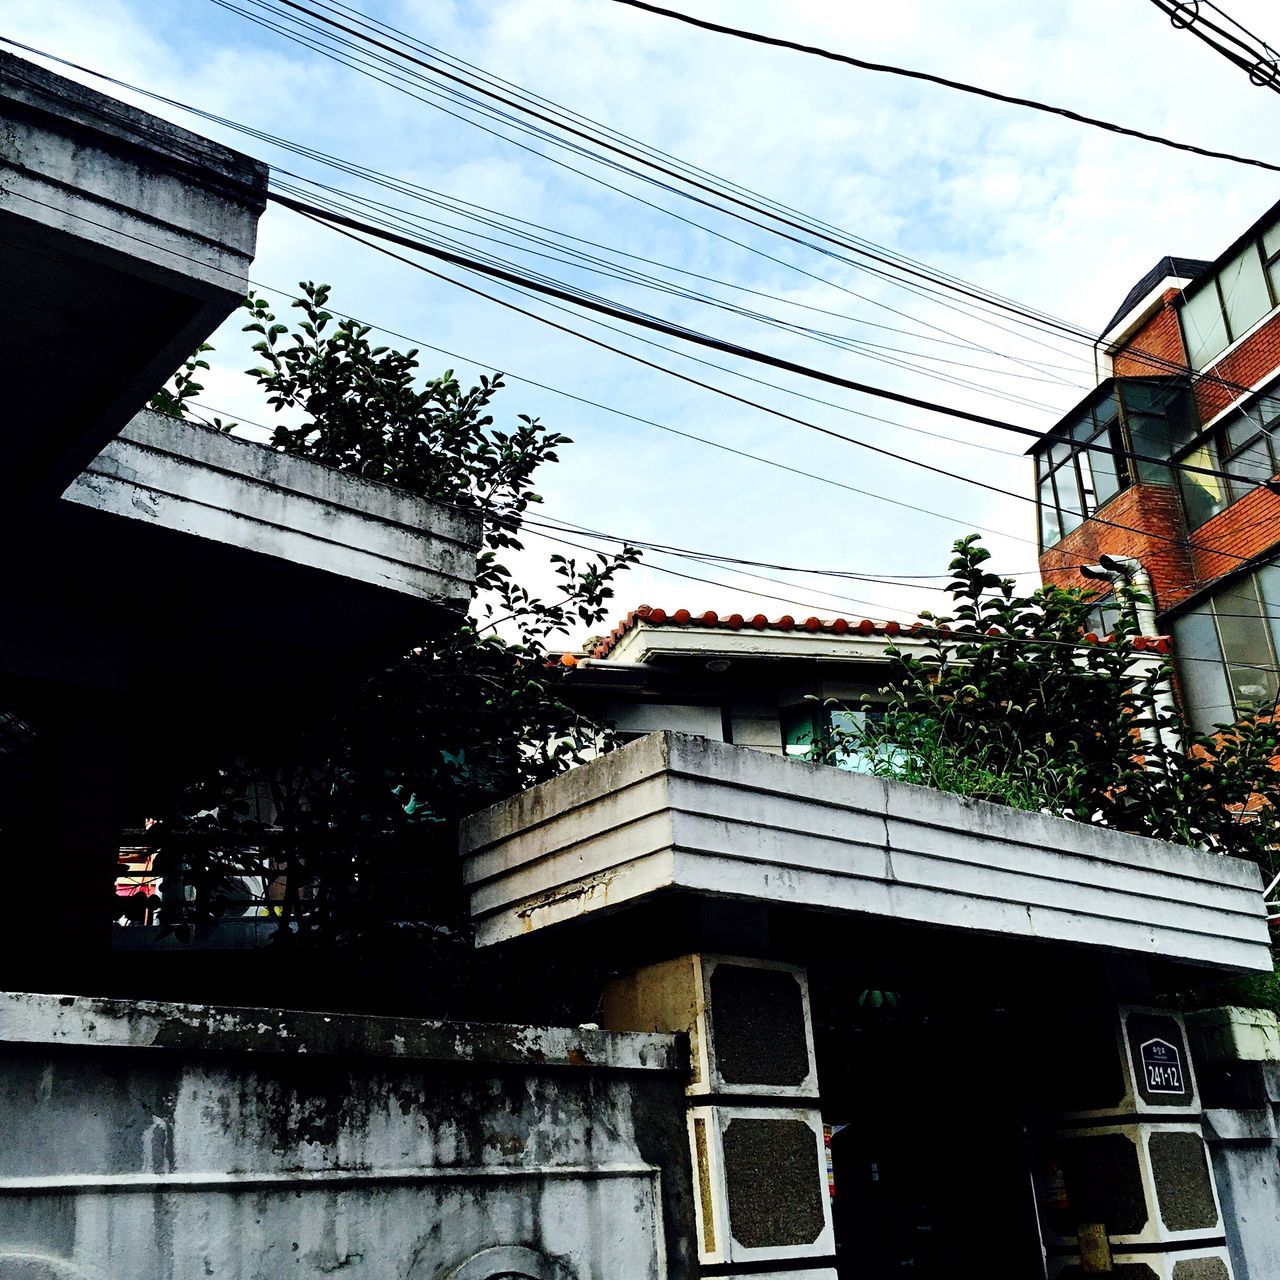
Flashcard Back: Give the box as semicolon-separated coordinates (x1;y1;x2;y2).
576;604;1173;661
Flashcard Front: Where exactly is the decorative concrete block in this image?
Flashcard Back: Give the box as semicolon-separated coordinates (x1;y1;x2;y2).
1048;1247;1234;1279
687;1105;834;1268
1038;1123;1222;1249
1039;1007;1200;1120
603;954;817;1098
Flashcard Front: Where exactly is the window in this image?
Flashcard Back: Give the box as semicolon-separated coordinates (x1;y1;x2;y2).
1178;220;1280;370
1086;599;1123;637
1170;375;1280;527
1034;379;1193;550
781;703;887;773
1171;568;1280;731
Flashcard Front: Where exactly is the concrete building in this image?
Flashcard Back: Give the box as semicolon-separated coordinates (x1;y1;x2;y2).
1031;204;1280;735
562;604;929;761
461;731;1273;1279
0;50;689;1280
0;50;482;983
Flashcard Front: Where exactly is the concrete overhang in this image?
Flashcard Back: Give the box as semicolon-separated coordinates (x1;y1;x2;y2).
460;731;1272;974
0;50;267;500
1;410;481;694
606;621;927;666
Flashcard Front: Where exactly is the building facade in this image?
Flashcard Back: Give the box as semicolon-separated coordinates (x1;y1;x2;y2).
1032;208;1280;735
562;604;927;762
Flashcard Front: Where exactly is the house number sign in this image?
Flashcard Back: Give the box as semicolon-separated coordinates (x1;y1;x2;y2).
1140;1038;1185;1094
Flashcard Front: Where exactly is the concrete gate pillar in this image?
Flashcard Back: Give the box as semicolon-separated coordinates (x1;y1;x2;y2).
604;953;836;1278
1032;1005;1234;1279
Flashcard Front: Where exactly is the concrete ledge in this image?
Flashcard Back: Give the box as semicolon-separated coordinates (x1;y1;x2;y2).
1188;1006;1280;1064
0;992;682;1074
1202;1107;1276;1143
64;410;482;610
460;732;1271;972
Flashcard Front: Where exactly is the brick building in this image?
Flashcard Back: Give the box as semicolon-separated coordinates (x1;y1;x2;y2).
1033;205;1280;734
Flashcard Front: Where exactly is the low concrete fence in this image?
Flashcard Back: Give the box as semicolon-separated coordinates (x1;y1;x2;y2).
0;993;692;1280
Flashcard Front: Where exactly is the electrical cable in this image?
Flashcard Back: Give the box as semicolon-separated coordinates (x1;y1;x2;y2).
273;189;1275;490
607;0;1280;175
6;175;1273;588
10;30;1272;417
1150;0;1280;92
201;2;1105;382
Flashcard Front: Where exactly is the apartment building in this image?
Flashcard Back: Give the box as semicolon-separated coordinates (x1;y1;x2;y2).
1032;206;1280;734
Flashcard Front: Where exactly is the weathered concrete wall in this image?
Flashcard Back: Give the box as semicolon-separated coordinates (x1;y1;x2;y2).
66;410;482;617
1188;1007;1280;1280
0;993;694;1280
460;732;1272;970
0;49;267;497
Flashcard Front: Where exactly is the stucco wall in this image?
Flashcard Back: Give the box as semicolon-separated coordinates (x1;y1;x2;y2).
0;993;693;1280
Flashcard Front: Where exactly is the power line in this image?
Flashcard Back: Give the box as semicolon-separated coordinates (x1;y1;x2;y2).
1151;0;1280;91
311;0;1068;323
7;171;1269;586
10;30;1272;416
202;2;1103;383
273;201;1280;578
262;0;1104;338
273;189;1276;492
608;0;1280;176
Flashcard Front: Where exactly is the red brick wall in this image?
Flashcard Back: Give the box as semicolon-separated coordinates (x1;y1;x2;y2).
1181;486;1280;606
1194;310;1280;423
1112;292;1187;378
1038;484;1194;609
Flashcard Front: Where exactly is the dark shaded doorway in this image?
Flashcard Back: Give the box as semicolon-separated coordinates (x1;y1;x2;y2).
818;1002;1047;1279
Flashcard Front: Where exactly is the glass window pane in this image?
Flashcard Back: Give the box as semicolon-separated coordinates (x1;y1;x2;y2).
1093;391;1121;430
1127;412;1175;484
1223;409;1256;452
1258;392;1280;430
1181;283;1229;370
1214;579;1279;713
1039;476;1062;548
1224;435;1273;502
1268;257;1280;310
1173;606;1234;732
1227;661;1278;715
1057;462;1084;536
1257;563;1280;659
1178;444;1227;527
1220;244;1272;341
1263;220;1280;261
1069;410;1096;443
1090;435;1123;507
781;706;819;757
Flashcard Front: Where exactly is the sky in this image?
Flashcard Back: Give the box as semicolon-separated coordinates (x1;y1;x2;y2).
9;0;1280;641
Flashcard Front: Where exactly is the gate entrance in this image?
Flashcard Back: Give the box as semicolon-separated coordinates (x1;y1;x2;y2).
817;1001;1047;1278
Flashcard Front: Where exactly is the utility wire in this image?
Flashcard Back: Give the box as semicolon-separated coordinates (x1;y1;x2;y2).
5;173;1272;586
1150;0;1280;91
204;2;1102;381
278;201;1279;575
608;0;1280;175
10;32;1272;414
273;189;1274;491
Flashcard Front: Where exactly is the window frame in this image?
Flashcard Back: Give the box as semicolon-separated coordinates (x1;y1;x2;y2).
1035;379;1197;551
1207;572;1280;718
1178;223;1280;371
1169;373;1280;527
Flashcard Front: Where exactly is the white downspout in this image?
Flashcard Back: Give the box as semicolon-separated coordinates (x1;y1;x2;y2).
1083;555;1180;761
